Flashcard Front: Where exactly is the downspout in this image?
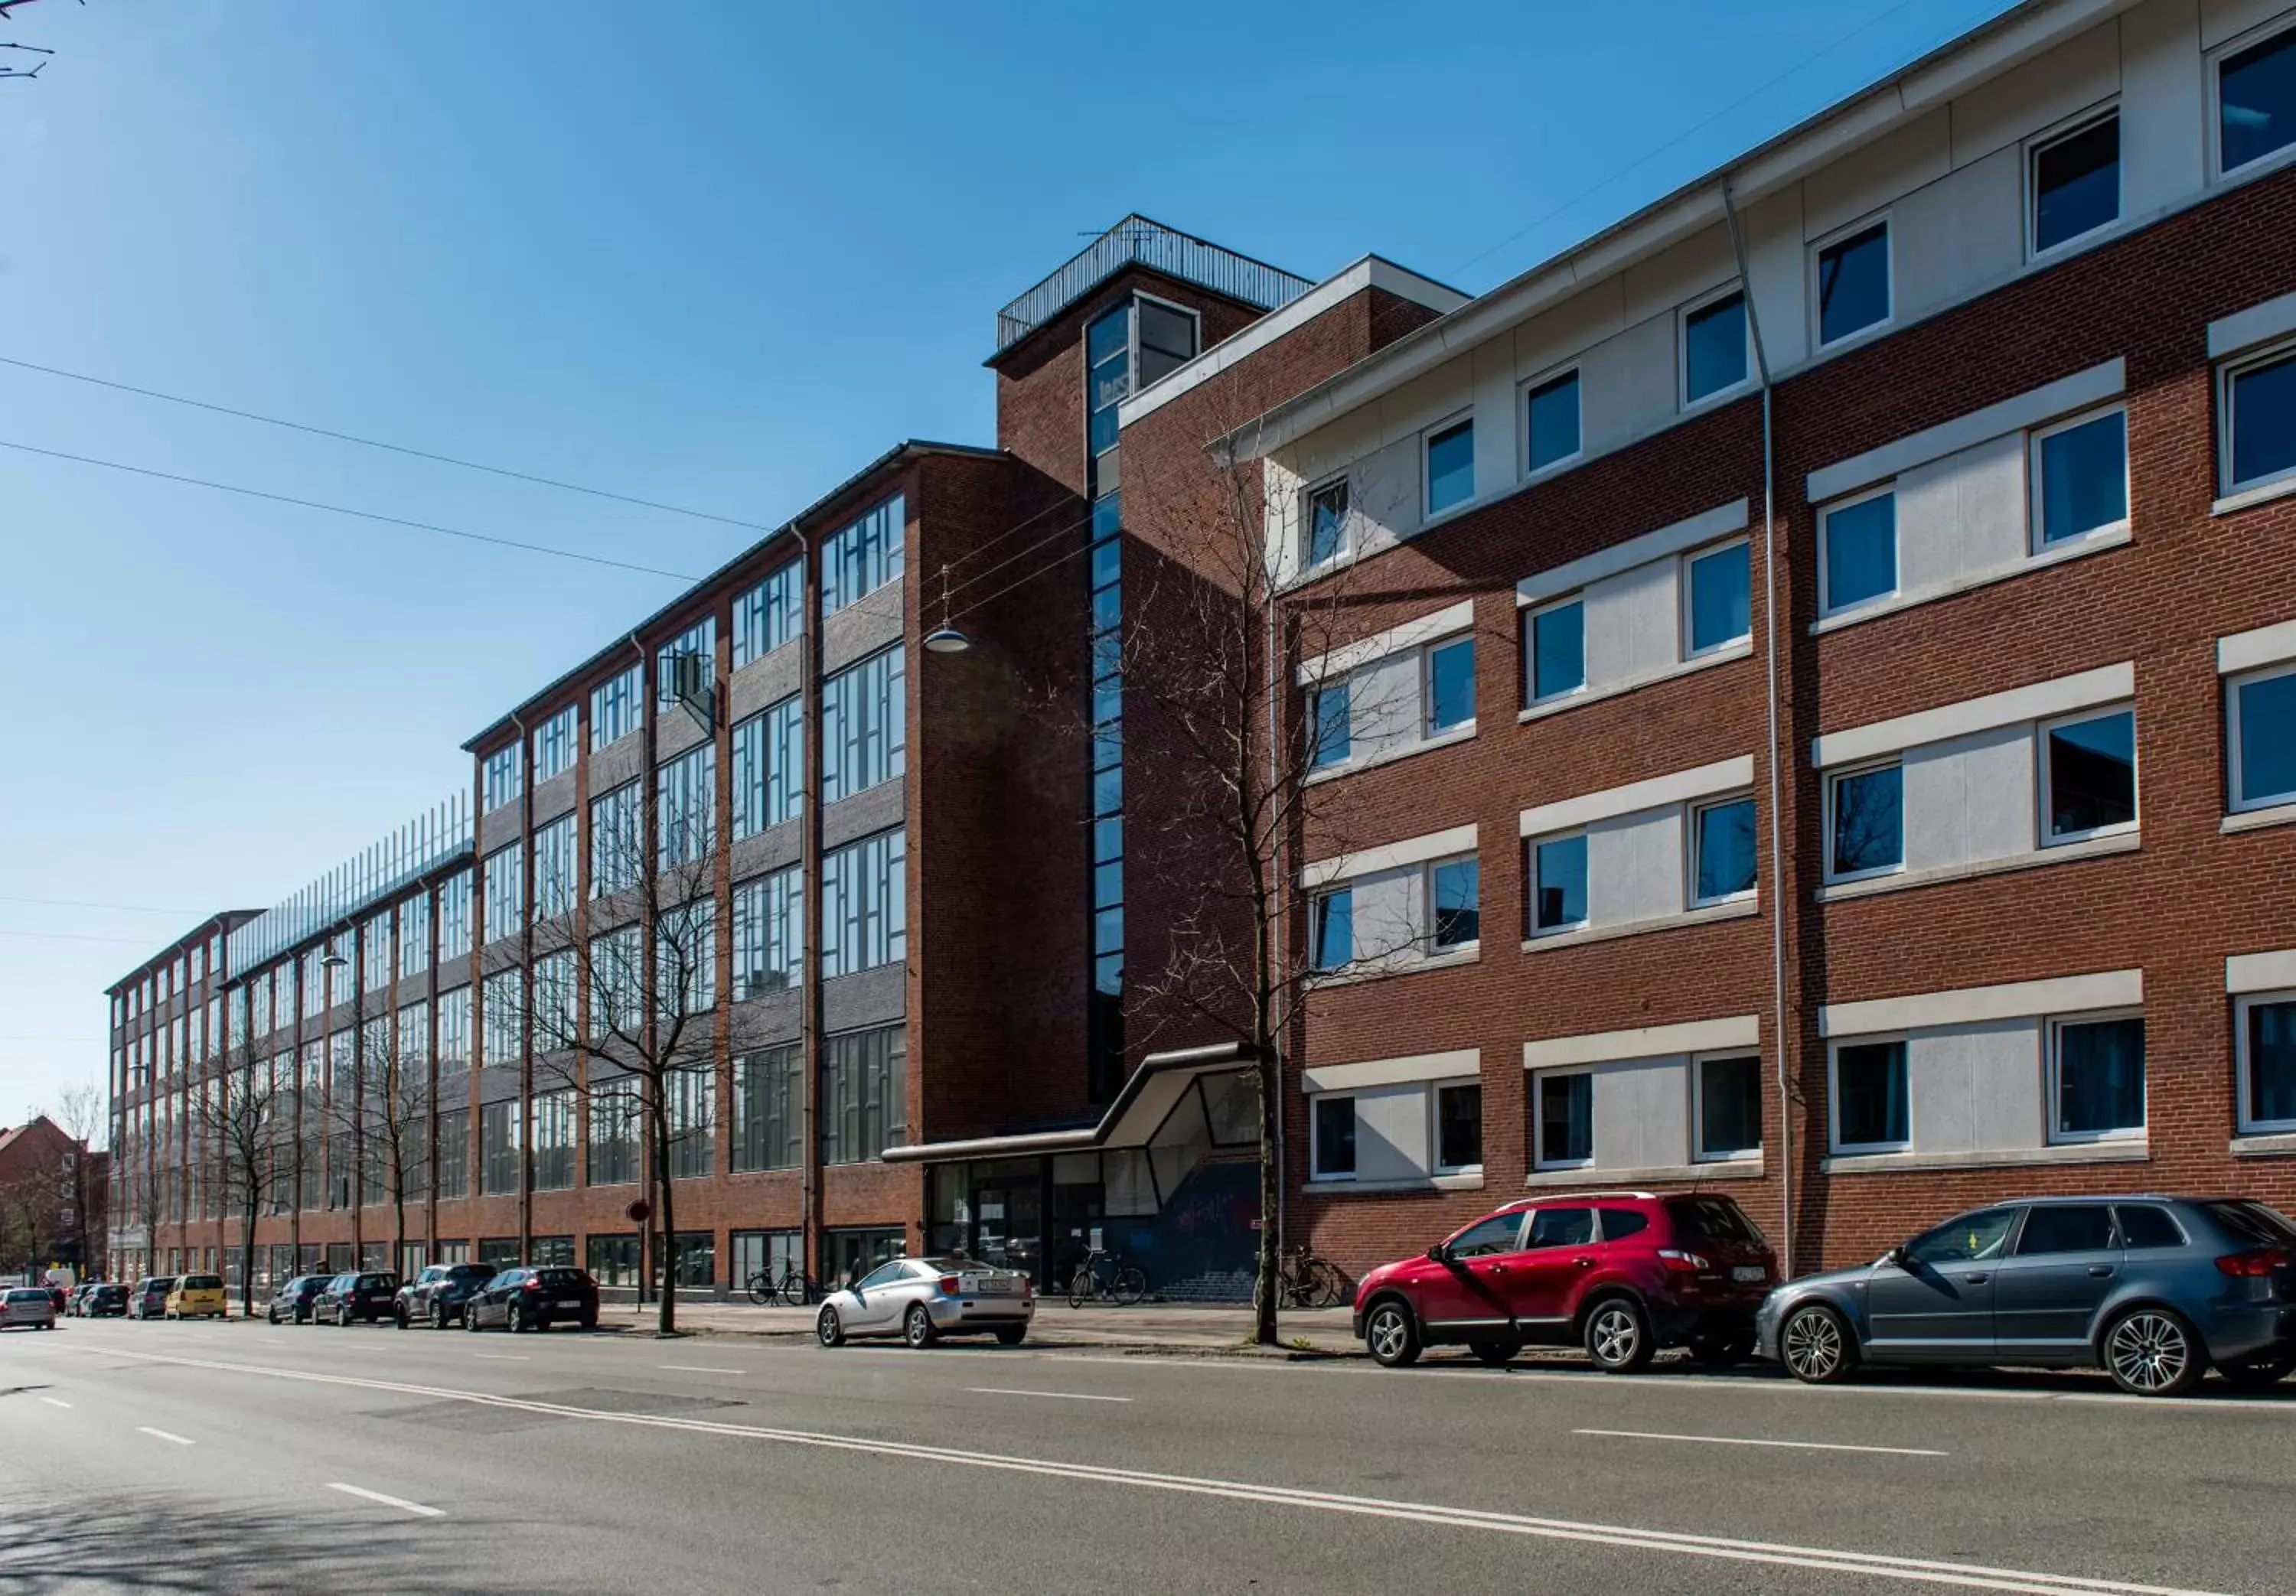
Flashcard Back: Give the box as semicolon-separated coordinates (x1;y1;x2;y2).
627;634;654;1306
1263;502;1286;1259
511;710;534;1264
1721;178;1794;1280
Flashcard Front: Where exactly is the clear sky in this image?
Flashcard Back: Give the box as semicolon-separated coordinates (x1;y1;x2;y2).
0;0;2018;1133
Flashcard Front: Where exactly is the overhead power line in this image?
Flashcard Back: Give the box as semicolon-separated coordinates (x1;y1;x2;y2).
0;353;777;533
0;894;204;916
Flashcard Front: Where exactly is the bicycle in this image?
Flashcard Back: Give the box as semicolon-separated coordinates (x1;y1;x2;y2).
745;1264;814;1307
1065;1248;1146;1308
1277;1243;1349;1309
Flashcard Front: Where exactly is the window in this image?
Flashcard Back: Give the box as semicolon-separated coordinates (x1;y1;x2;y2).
666;1065;715;1179
1525;1207;1596;1249
1425;637;1474;734
820;495;905;618
654;617;716;710
1696;1054;1763;1161
532;706;577;784
1525;369;1580;474
361;914;392;990
1138;296;1199;386
732;867;803;999
1821;489;1896;613
2016;1204;2115;1256
1816;221;1890;345
533;814;578;920
481;972;523;1068
590;664;643;751
1446;1213;1522;1257
1425;419;1475;516
439;870;472;962
1088;307;1130;457
2040;708;2137;845
437;987;471;1070
2031;112;2119;255
660;1232;716;1290
1831;1038;1909;1152
732;695;803;838
1430;857;1479;950
657;744;716;868
732;1047;801;1172
532;950;576;1049
1691;796;1758;904
1304;479;1349;568
1528;833;1587;934
2220;343;2296;494
530;1090;575;1190
2238;992;2296;1132
821;827;905;979
1827;762;1903;881
821;646;905;803
585;1233;639;1288
2217;22;2296;176
2115;1204;2186;1250
479;1101;520;1196
481;845;523;945
2229;663;2296;811
1435;1081;1482;1173
398;892;430;979
1309;888;1352;972
2050;1014;2144;1142
1684;539;1750;656
433;1108;468;1200
2032;407;2128;546
821;1023;905;1164
481;744;523;813
587;1079;640;1186
1682;289;1746;404
1312;1095;1355;1178
1309;681;1351;770
1903;1207;2016;1265
654;903;716;1018
1526;597;1584;702
589;926;643;1036
1534;1071;1592;1168
732;560;804;669
731;1230;802;1296
589;781;642;896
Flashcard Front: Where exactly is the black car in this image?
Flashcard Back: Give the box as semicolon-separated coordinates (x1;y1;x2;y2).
393;1262;495;1329
265;1274;336;1325
464;1266;600;1333
82;1282;129;1318
313;1271;400;1326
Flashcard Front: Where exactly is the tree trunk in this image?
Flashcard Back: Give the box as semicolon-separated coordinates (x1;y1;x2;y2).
239;1194;257;1319
1254;1043;1280;1347
652;1096;677;1337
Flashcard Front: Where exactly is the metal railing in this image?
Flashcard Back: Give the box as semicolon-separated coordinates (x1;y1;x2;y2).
995;214;1312;355
223;790;473;974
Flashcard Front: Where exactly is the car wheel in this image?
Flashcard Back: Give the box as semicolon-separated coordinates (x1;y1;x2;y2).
1689;1329;1757;1370
816;1304;846;1347
394;1307;409;1331
579;1314;597;1331
1583;1296;1655;1375
431;1301;448;1331
465;1304;482;1332
1362;1299;1420;1368
1468;1339;1520;1367
508;1304;527;1334
994;1325;1027;1347
2103;1307;2206;1396
1781;1303;1857;1384
2218;1350;2296;1389
266;1306;279;1325
904;1304;938;1348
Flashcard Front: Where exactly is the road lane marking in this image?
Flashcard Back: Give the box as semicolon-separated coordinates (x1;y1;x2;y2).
1574;1428;1945;1457
136;1427;193;1446
327;1482;444;1518
63;1346;2229;1596
658;1364;746;1375
470;1353;529;1361
38;1397;71;1409
965;1387;1133;1403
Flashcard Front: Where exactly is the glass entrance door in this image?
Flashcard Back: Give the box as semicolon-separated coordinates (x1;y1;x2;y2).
973;1181;1042;1280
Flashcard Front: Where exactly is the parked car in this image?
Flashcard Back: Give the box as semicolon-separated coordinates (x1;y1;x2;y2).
130;1277;175;1320
2;1286;57;1331
464;1266;600;1333
64;1283;97;1317
81;1282;129;1318
165;1274;227;1320
314;1272;401;1326
1352;1190;1779;1372
265;1274;336;1325
814;1255;1034;1348
393;1262;495;1329
1756;1195;2296;1397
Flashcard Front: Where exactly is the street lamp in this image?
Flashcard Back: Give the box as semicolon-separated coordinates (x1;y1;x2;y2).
924;562;973;654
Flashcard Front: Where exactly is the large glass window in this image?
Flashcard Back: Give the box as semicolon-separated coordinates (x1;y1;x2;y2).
1822;490;1897;613
1088;307;1130;458
1311;1095;1355;1178
654;617;716;712
532;951;576;1050
1816;222;1890;345
1306;479;1350;568
1436;1081;1482;1172
1686;540;1751;655
1832;1040;1909;1151
1137;298;1198;386
586;1233;641;1288
821;827;905;979
1309;681;1351;770
533;814;577;920
821;645;905;803
1529;834;1587;934
1309;888;1353;972
2032;113;2120;254
397;891;430;979
821;1024;905;1164
1683;291;1746;403
732;867;803;1000
479;1100;520;1196
732;1047;801;1172
589;781;642;897
1425;637;1475;734
1525;370;1580;474
437;986;471;1070
2239;994;2296;1132
2223;345;2296;493
1697;1054;1763;1160
2219;24;2296;175
2050;1015;2145;1142
439;869;472;962
1693;796;1758;904
665;1065;714;1179
2229;664;2296;811
481;971;523;1069
590;664;643;751
587;1079;640;1186
530;1090;575;1190
1426;419;1475;515
820;496;905;618
2042;708;2137;844
2033;408;2128;546
1430;857;1480;950
657;744;716;868
1527;598;1584;702
732;559;804;669
588;926;643;1037
1828;763;1903;881
481;744;523;813
1536;1072;1592;1167
481;845;523;946
433;1107;468;1200
532;706;577;784
732;696;803;838
654;904;716;1019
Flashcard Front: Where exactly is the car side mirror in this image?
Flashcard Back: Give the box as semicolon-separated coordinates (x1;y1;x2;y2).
1879;1245;1906;1269
1426;1243;1450;1265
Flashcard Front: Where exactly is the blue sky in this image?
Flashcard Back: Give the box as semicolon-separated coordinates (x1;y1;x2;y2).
0;0;2017;1128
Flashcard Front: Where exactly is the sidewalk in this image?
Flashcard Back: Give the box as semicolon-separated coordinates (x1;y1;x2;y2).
596;1297;1363;1355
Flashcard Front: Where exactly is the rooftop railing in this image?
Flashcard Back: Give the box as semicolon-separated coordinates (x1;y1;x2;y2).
223;790;472;975
995;214;1312;355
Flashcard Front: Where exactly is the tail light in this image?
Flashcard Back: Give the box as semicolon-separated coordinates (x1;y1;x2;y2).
522;1279;543;1292
939;1275;964;1295
1656;1249;1711;1274
2216;1249;2290;1278
1021;1278;1033;1301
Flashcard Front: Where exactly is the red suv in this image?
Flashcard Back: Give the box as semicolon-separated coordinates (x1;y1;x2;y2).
1352;1190;1777;1372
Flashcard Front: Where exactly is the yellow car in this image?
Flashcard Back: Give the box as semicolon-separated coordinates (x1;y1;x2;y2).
165;1273;227;1320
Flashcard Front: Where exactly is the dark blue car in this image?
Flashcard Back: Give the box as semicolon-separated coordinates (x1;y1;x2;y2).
1756;1195;2296;1396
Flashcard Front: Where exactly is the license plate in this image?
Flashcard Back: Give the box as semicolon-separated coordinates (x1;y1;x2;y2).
970;1278;1013;1295
1730;1265;1766;1283
556;1300;582;1309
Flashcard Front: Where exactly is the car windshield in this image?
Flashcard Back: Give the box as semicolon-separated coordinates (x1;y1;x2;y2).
2206;1200;2296;1246
359;1275;396;1290
181;1275;223;1290
6;1288;48;1303
921;1256;992;1272
533;1269;587;1286
1666;1196;1764;1246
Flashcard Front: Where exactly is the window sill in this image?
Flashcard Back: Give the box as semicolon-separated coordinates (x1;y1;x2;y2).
1303;1172;1486;1196
1809;526;2130;637
2230;1132;2296;1158
1524;1159;1763;1188
1820;1141;2149;1176
1520;896;1759;954
2222;803;2296;835
1517;640;1752;726
1814;831;2138;904
2212;474;2296;518
1306;944;1481;989
1305;721;1477;786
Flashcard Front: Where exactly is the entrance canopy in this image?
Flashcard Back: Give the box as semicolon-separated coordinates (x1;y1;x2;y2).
881;1042;1251;1164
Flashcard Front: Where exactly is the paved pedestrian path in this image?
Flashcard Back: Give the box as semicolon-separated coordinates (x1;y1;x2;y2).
595;1296;1363;1353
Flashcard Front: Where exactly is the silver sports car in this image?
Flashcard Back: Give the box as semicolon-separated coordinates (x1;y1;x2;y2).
814;1255;1033;1348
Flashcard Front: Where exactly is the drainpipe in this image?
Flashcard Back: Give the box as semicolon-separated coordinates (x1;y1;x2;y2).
628;634;654;1306
512;710;534;1264
1721;178;1795;1281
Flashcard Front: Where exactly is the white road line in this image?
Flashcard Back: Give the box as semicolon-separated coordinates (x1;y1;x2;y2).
326;1482;445;1518
964;1387;1133;1403
65;1346;2231;1596
136;1427;194;1446
38;1397;71;1409
658;1364;746;1375
1575;1428;1946;1458
470;1353;529;1361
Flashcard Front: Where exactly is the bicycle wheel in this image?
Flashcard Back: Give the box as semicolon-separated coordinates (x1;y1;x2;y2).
745;1272;774;1308
779;1272;810;1308
1066;1267;1091;1310
1112;1267;1146;1308
1309;1260;1350;1310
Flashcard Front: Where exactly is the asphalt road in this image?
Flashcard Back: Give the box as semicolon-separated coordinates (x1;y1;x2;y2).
4;1315;2293;1594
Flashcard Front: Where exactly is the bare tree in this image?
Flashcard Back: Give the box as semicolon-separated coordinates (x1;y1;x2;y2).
197;1035;289;1318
